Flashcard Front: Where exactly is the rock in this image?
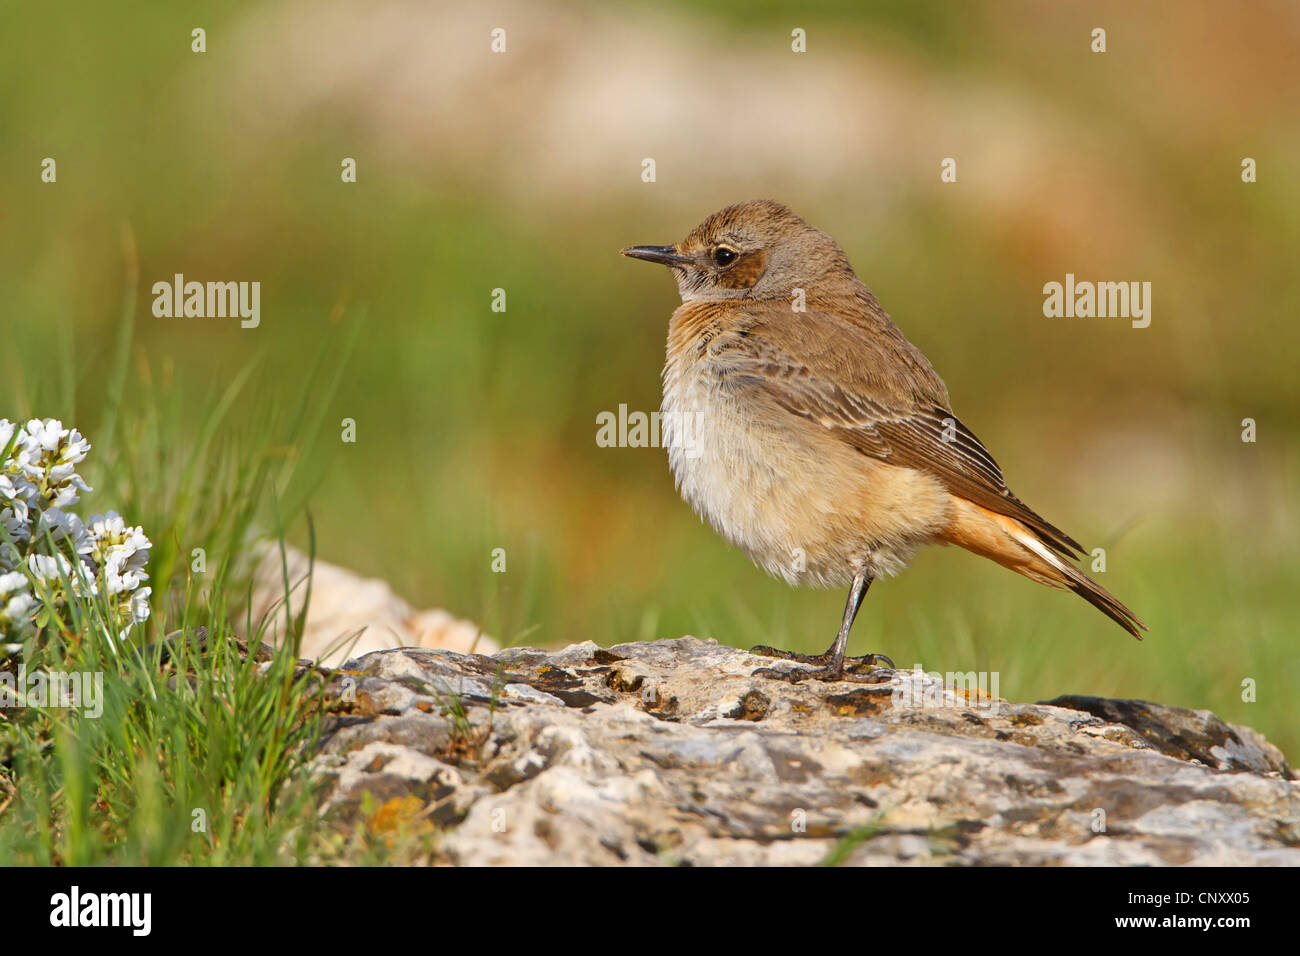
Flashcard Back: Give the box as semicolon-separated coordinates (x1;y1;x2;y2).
247;545;498;665
1041;695;1290;776
311;636;1299;865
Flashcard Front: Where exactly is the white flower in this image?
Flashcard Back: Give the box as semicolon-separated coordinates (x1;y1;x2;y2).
0;504;28;537
130;586;151;624
0;569;36;637
102;549;148;594
0;504;30;564
87;511;151;559
0;419;39;522
87;511;151;594
13;419;93;509
0;477;34;524
26;551;97;598
34;507;93;556
0;419;151;643
21;418;88;461
0;419;18;458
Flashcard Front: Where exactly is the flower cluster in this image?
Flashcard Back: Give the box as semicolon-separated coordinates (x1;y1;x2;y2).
0;418;151;643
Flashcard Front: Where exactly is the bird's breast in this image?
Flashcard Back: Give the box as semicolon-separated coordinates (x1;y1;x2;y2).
661;345;861;587
660;307;952;587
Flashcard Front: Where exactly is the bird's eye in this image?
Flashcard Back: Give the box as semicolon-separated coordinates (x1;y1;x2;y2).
713;246;738;267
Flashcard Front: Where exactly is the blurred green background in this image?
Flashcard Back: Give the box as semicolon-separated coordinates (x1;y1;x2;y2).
3;1;1297;756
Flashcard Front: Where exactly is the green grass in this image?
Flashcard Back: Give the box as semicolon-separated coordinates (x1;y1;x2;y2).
0;259;363;863
0;607;329;865
819;817;885;866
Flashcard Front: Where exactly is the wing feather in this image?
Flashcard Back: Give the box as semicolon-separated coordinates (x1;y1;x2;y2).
718;311;1084;558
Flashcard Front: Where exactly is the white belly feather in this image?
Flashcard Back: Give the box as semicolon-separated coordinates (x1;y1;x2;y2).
663;359;858;587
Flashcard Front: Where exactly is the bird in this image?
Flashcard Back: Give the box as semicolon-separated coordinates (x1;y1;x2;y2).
620;199;1145;683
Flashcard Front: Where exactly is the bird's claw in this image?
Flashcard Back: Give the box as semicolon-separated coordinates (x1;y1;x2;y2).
749;645;894;683
847;652;895;671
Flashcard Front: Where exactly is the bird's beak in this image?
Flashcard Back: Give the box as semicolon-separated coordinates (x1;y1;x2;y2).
620;245;692;268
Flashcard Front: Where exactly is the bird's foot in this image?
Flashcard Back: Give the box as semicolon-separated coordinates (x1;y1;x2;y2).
749;645;894;683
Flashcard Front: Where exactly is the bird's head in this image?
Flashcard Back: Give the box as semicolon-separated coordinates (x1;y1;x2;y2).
621;199;854;304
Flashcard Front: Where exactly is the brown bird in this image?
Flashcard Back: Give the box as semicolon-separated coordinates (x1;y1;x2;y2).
621;199;1144;682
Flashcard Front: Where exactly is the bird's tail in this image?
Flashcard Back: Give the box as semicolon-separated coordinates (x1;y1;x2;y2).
941;498;1145;639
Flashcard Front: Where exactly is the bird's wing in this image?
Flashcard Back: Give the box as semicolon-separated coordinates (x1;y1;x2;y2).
714;308;1084;558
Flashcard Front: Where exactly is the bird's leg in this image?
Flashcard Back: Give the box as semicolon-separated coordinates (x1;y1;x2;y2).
750;569;893;682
